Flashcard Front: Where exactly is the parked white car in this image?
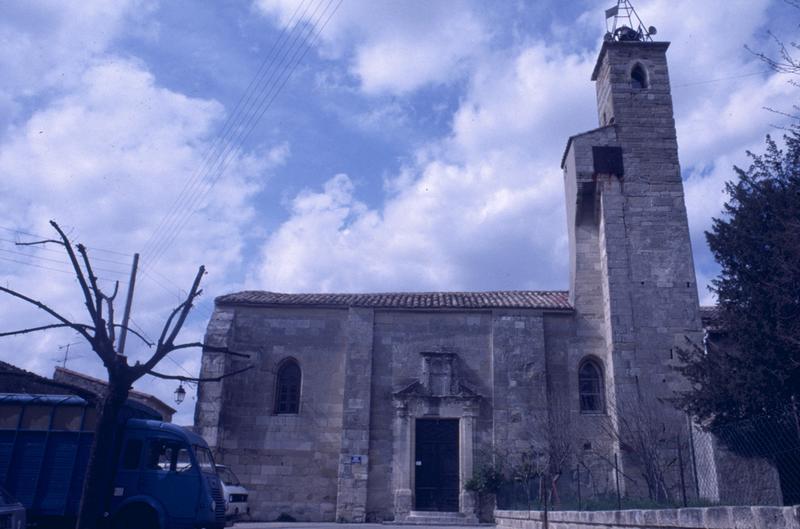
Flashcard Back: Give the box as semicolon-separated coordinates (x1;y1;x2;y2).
216;464;249;522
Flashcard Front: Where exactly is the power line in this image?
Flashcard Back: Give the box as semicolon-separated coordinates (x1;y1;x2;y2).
141;0;324;265
140;2;317;264
141;0;342;272
141;0;343;319
0;225;133;257
129;318;199;388
139;269;186;303
0;248;129;277
673;69;772;89
0;255;126;284
141;0;316;263
0;238;131;267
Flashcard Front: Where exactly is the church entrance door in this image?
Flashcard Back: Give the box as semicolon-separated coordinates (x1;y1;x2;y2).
414;418;459;512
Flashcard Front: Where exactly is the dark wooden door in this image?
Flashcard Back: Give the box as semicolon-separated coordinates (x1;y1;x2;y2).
414;419;459;511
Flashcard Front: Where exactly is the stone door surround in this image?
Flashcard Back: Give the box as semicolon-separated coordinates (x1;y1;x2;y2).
391;351;481;523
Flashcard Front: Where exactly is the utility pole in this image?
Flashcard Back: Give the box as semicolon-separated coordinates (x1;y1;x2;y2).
118;253;139;355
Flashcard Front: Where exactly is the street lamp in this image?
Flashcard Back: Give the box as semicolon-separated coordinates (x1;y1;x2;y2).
174;383;186;405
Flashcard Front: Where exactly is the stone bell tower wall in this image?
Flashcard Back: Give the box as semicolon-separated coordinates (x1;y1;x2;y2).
592;41;702;407
564;40;704;496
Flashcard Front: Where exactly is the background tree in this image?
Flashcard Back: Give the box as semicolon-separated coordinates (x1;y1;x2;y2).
675;131;800;504
0;221;250;529
676;129;799;428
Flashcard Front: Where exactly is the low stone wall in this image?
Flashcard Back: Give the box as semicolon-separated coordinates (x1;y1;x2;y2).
495;506;800;529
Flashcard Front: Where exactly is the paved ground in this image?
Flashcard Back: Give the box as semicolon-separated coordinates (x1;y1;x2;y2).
233;522;494;529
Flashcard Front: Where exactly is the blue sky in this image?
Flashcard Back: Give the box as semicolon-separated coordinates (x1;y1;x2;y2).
1;0;797;423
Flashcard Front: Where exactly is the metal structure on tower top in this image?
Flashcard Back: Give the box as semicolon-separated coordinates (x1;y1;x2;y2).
604;0;657;43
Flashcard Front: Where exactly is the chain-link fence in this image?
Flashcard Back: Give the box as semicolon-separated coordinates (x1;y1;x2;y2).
495;405;800;511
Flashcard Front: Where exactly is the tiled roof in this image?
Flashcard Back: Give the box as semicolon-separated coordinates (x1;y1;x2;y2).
0;360;95;399
216;290;572;310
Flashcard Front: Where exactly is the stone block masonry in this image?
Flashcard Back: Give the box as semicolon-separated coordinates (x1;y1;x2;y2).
495;507;800;529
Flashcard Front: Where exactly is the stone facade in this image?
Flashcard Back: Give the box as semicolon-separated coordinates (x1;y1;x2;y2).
194;39;781;522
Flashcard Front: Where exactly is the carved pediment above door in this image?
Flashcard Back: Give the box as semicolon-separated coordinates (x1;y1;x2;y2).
392;351;482;415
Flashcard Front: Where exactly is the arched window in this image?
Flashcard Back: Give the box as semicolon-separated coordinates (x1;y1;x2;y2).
630;63;648;89
274;359;301;414
578;358;605;413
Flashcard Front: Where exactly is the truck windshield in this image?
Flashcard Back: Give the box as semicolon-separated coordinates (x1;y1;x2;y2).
194;445;216;474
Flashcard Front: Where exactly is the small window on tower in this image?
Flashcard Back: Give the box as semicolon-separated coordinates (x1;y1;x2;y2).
631;63;648;89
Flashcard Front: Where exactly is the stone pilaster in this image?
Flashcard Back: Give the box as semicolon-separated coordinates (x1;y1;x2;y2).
392;400;413;521
194;306;235;450
335;307;374;522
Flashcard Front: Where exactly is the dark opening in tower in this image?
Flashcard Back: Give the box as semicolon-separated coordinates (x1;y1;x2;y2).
631;63;648;89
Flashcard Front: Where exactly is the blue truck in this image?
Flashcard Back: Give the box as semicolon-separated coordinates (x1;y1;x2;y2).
0;393;226;529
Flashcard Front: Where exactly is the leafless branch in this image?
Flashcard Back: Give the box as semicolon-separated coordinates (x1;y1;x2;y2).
0;285;94;343
76;243;106;332
49;221;103;337
157;300;188;348
162;269;204;347
111;324;153;348
148;364;253;383
746;31;800;74
133;266;205;379
103;280;120;345
0;322;93;338
167;342;249;358
15;239;64;247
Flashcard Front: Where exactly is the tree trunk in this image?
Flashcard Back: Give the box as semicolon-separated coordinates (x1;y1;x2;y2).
75;377;129;529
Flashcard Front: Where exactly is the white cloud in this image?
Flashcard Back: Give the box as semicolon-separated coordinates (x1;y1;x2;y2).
250;39;594;293
254;0;488;94
0;1;151;102
449;44;597;162
0;13;285;422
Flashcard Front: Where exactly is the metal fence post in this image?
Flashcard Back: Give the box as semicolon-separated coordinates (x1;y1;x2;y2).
576;463;582;511
686;413;700;499
614;453;621;511
678;434;687;507
542;473;549;529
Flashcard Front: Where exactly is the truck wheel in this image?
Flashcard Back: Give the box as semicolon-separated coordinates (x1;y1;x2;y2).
113;505;160;529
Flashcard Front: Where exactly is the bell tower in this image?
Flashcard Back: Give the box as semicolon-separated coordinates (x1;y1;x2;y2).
562;2;702;496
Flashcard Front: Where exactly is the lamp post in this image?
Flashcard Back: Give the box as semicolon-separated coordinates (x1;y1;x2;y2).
174;383;186;405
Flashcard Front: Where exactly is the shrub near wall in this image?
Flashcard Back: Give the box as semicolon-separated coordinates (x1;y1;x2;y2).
495;506;800;529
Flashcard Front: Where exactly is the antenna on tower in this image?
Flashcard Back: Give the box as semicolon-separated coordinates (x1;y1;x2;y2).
604;1;657;43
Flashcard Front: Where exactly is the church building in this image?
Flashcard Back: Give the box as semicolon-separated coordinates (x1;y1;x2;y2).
194;16;780;523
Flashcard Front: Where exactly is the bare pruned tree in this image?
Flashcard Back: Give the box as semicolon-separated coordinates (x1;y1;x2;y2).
601;396;689;505
0;220;251;529
746;0;800;121
509;407;574;511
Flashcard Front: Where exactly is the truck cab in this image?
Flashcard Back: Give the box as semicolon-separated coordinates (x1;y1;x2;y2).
109;420;225;529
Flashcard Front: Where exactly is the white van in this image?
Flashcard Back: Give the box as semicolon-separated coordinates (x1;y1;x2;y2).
215;464;249;522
